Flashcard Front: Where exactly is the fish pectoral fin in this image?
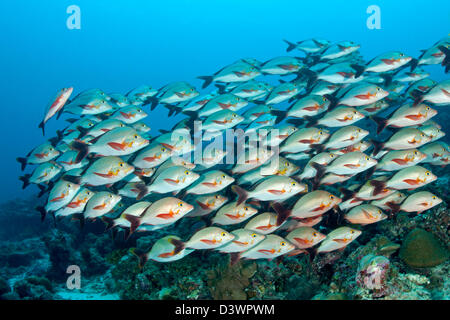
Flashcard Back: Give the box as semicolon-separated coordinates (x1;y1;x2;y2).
201;182;217;187
232;240;248;246
332;238;349;243
343;164;360;169
391;158;409;165
164;178;179;185
200;239;216;245
403;179;420;185
267;189;284;195
225;213;241;220
107;142;126;151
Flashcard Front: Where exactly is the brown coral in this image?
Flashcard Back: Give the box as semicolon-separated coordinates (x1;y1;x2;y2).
206;260;257;300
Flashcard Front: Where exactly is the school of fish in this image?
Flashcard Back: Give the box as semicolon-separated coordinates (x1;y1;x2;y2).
17;36;450;267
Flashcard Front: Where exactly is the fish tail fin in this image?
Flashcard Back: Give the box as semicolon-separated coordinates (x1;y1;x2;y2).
231;185;249;206
299;68;318;88
304;115;317;128
70;140;90;163
183;111;199;119
271;202;291;226
76;126;90;138
410;89;424;106
364;165;377;180
62;175;82;185
16;157;27;171
229;252;241;266
101;216;116;231
38;121;45;136
438;45;450;73
123;214;141;235
271;109;288;124
409;58;419;72
19;174;31;189
283;39;297;52
215;83;227;94
164;104;182;117
371;116;388;135
370;180;386;196
286;118;305;126
386;202;401;216
310;144;325;154
310;162;326;189
130;248;148;270
350;64;365;78
37;183;51;198
71;213;85;229
339;187;356;201
134;183;148;201
380;74;393;87
197;76;213;89
169;238;185;255
36;206;47;222
323;94;339;111
370;139;385;157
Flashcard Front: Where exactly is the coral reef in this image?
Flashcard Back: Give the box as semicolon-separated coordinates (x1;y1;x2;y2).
399;228;449;268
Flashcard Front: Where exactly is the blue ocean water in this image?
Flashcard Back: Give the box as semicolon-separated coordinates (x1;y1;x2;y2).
1;0;449;201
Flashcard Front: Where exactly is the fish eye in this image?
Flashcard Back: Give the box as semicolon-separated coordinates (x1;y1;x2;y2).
376;87;381;91
330;154;335;158
66;183;71;187
109;194;113;198
251;233;257;238
291;182;296;186
178;202;183;207
414;151;418;155
134;135;138;139
222;174;226;179
280;241;286;246
330;195;334;200
233;114;237;118
365;156;370;161
353;111;358;114
119;162;124;167
350;230;355;234
185;170;190;175
215;195;220;199
161;148;166;152
89;123;94;127
400;53;404;57
221;232;226;237
313;232;318;237
425;106;430;110
426;171;431;176
420;133;425;137
190;88;194;92
244;207;249;211
318;130;323;135
357;129;361;132
432;196;437;200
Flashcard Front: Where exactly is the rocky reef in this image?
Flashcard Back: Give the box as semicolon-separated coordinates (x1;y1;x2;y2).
0;191;448;300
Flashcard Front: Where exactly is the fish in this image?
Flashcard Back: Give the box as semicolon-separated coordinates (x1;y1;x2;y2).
145;166;200;195
84;191;122;220
337;83;389;107
55;187;95;218
145;236;195;263
19;161;62;189
185;170;234;195
344;204;387;225
77;156;134;187
171;227;235;251
371;166;437;194
185;194;228;218
197;93;248;117
232;176;307;205
317;227;362;253
376;149;427;171
239;234;295;261
370;191;407;211
17;142;61;171
280;127;330;154
260;56;304;75
198;61;260;88
124;197;194;233
364;51;412;73
132;143;173;169
211;201;258;225
218;229;266;254
71;126;149;162
272;190;341;222
373;104;437;134
284;38;330;53
386;191;442;215
244;212;283;235
286;227;326;250
39;87;73;135
36;180;81;221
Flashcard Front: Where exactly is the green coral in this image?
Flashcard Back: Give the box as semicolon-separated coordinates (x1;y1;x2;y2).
400;228;449;268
